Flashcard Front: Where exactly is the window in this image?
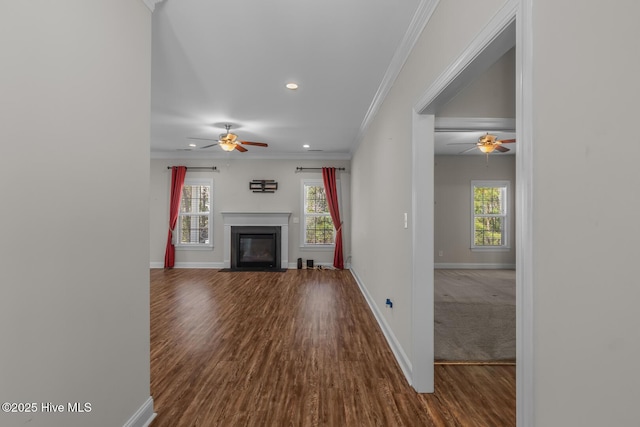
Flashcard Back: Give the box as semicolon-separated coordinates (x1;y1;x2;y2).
301;180;336;246
471;180;510;249
177;178;213;249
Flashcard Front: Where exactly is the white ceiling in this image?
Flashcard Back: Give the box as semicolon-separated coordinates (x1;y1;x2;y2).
150;0;422;159
150;1;515;159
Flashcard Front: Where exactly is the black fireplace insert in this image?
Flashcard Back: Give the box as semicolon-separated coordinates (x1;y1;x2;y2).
230;226;281;270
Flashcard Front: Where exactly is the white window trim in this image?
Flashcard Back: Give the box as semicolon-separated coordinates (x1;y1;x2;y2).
300;179;340;249
471;180;510;251
176;176;214;250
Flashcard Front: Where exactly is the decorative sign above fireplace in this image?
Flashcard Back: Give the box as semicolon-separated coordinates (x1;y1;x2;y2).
249;180;278;193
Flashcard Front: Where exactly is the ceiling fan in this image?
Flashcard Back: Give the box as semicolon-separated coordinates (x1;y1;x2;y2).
451;133;516;154
188;124;269;152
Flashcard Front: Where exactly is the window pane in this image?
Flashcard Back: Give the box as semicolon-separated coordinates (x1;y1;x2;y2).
195;185;209;213
305;185;329;214
304;215;335;244
180;214;209;244
198;215;209;243
181;185;210;214
181;186;193;213
474;186;504;215
474;217;503;246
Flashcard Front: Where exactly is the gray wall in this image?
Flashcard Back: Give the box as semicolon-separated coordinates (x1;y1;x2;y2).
439;47;515;118
150;158;351;268
351;0;640;425
351;0;508;376
434;155;515;267
0;1;152;426
533;1;640;425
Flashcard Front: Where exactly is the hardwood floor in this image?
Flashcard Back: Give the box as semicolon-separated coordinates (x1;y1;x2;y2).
150;269;515;426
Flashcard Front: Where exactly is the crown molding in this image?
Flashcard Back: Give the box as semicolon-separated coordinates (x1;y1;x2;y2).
150;150;352;161
142;0;164;12
351;0;441;154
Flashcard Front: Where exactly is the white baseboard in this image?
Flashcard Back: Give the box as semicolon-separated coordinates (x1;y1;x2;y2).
174;262;224;269
123;396;156;427
349;268;413;385
435;262;515;270
149;262;224;269
151;261;353;270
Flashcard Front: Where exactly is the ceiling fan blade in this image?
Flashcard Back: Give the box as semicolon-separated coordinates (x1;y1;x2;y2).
495;145;510;152
234;144;248;152
188;137;217;141
240;141;268;147
498;139;516;143
459;146;479;154
199;143;219;149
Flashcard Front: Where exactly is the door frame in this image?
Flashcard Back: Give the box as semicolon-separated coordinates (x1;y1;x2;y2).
410;1;533;425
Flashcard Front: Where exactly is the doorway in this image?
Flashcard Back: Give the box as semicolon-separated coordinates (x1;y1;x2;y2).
410;2;533;425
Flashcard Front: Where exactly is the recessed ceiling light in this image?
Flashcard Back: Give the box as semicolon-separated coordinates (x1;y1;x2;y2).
189;143;197;147
286;82;299;90
303;144;310;148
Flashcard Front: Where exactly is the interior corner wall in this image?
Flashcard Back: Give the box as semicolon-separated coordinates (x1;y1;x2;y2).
437;46;516;118
0;2;152;426
350;0;507;370
434;155;515;267
150;158;351;268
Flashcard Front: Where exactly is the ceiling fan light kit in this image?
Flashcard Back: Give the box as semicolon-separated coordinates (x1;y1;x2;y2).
477;133;514;154
446;132;516;155
478;143;497;154
219;141;237;152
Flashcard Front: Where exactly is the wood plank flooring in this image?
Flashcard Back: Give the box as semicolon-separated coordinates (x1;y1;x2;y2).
150;269;515;426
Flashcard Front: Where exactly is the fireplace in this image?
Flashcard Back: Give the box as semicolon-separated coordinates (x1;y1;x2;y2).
231;226;281;270
222;212;291;270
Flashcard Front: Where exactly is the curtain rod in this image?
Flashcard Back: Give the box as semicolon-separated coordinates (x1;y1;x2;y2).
167;166;217;171
295;167;346;172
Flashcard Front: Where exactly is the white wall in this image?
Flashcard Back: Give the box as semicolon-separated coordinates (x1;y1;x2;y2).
438;47;516;118
0;2;153;427
150;158;350;268
353;0;640;425
532;1;640;425
351;0;507;378
434;155;515;267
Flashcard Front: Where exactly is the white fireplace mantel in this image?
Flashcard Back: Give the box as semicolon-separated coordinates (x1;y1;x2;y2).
221;212;291;269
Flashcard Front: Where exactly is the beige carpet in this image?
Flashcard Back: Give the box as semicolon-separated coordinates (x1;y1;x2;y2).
434;269;516;361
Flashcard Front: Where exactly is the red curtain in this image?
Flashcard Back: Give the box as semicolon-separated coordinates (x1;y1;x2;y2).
164;166;187;268
322;167;344;269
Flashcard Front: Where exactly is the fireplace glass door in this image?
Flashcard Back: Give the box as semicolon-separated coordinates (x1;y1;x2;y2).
237;233;277;268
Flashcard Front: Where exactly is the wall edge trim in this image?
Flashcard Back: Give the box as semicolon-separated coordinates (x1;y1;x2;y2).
349;267;413;385
122;396;156;427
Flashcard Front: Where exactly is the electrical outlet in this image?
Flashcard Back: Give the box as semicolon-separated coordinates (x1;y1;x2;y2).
438;250;443;257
